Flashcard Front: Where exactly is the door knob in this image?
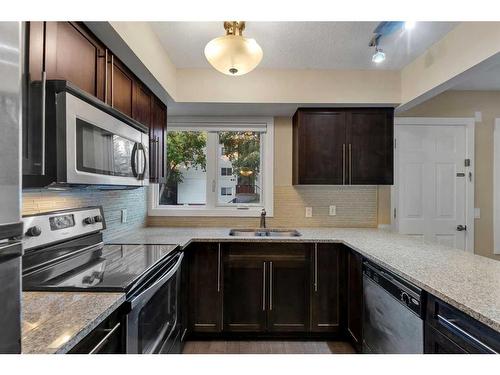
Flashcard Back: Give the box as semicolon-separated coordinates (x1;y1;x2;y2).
456;225;467;232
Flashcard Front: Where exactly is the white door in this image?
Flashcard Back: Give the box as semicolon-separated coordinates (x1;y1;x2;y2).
395;121;471;250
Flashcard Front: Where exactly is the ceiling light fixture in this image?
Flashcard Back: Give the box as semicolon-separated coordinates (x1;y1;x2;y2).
404;21;416;30
204;21;263;76
372;47;386;63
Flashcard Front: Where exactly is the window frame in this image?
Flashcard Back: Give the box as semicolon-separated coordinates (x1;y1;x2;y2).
149;116;274;217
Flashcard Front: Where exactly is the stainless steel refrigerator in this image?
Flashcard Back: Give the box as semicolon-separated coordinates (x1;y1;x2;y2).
0;21;23;354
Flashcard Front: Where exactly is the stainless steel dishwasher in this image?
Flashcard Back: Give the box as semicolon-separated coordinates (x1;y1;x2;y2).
362;260;424;354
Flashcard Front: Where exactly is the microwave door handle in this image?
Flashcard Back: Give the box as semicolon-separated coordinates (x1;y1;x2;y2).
134;143;147;180
131;143;139;178
139;143;147;180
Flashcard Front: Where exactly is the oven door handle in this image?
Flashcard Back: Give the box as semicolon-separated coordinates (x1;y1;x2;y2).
128;252;184;310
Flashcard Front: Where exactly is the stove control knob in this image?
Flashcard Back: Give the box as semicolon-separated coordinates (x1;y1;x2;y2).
83;217;96;225
26;226;42;237
93;215;103;223
401;291;410;305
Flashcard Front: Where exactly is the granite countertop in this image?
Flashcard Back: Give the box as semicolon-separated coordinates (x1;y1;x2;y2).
109;227;500;333
22;291;125;354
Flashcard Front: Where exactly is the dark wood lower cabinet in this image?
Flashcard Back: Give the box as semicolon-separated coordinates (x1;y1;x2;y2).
268;253;309;332
310;244;344;333
346;249;363;350
187;243;222;333
424;323;467;354
223;253;267;332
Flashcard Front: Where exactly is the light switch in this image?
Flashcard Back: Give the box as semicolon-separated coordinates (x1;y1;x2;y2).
474;208;480;219
305;207;313;218
329;205;337;216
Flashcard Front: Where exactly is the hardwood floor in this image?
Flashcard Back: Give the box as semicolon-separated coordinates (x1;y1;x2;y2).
182;340;356;354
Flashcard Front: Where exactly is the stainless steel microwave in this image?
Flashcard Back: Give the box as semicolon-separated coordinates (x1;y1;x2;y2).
23;80;149;188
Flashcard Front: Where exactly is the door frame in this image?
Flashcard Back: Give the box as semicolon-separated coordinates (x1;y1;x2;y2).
392;117;475;253
493;118;500;254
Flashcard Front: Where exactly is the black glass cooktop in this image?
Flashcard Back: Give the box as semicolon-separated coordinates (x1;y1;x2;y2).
22;239;179;293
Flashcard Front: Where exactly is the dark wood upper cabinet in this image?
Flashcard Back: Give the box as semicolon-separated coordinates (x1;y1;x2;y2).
293;108;394;185
44;22;106;101
310;243;344;333
346;249;363;350
347;109;394;185
293;111;347;184
108;57;134;118
149;97;167;183
187;243;222;333
132;82;152;127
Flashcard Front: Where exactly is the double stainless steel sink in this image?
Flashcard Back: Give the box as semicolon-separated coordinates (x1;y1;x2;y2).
229;228;302;237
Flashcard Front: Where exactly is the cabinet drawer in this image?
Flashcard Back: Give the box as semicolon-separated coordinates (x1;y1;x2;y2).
426;295;499;353
424;323;467;354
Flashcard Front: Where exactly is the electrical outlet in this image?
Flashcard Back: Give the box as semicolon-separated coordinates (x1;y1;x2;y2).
329;205;337;216
305;207;313;218
121;209;127;223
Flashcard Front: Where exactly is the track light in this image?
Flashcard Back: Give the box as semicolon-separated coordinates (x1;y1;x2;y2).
372;48;386;63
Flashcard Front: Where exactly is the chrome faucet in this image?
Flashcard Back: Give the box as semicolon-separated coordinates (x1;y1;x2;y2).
260;208;267;229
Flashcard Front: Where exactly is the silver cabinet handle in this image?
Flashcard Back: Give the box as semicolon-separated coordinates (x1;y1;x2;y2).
437;314;498;354
314;244;318;292
269;261;273;311
350;143;353;184
156;136;161;180
41;71;46;175
89;322;121;354
110;54;114;106
342;144;346;185
217;243;221;292
262;262;266;311
104;49;108;103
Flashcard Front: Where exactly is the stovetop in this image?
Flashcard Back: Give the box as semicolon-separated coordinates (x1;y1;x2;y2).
23;238;179;293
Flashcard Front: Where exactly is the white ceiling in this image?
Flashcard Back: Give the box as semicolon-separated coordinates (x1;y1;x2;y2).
151;21;457;70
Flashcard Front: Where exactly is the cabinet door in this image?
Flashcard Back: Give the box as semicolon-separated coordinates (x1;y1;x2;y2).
293;110;347;184
132;82;152;127
44;22;106;100
149;98;167;183
347;109;394;185
424;324;467;354
311;243;343;333
109;57;134;117
268;253;309;332
223;252;266;332
187;243;222;333
347;249;363;350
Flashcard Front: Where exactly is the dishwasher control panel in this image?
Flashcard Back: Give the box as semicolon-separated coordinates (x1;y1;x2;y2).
363;261;424;317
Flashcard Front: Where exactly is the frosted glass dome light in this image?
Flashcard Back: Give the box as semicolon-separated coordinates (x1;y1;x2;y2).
204;21;263;76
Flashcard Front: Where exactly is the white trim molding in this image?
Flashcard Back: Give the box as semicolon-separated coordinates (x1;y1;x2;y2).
392;117;475;253
494;119;500;254
149;116;274;218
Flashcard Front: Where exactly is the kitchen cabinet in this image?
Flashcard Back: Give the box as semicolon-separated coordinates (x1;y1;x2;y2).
149;97;167;183
425;294;500;353
68;307;125;354
222;243;310;333
292;108;394;185
346;249;363;350
43;22;107;101
187;243;223;333
108;56;134;117
310;243;344;333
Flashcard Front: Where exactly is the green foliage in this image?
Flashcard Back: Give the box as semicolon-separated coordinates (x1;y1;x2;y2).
166;131;207;184
219;131;260;178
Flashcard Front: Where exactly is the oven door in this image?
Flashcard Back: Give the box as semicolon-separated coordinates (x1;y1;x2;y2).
126;252;183;354
60;92;149;186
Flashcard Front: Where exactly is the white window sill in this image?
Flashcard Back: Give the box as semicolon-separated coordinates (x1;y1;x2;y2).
148;206;272;217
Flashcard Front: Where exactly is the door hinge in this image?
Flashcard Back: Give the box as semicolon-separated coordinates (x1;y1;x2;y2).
394;138;397;149
464;159;470;167
393;208;397;219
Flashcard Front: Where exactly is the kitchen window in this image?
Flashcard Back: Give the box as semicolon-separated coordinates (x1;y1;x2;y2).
149;117;274;217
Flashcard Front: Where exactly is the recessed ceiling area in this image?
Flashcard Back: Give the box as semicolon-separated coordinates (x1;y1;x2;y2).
151;21;457;70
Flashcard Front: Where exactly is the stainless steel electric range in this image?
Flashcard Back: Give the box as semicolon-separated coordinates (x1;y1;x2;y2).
21;206;183;354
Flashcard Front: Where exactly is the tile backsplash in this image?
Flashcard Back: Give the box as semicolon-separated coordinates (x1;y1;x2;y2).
148;185;377;228
22;187;147;241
